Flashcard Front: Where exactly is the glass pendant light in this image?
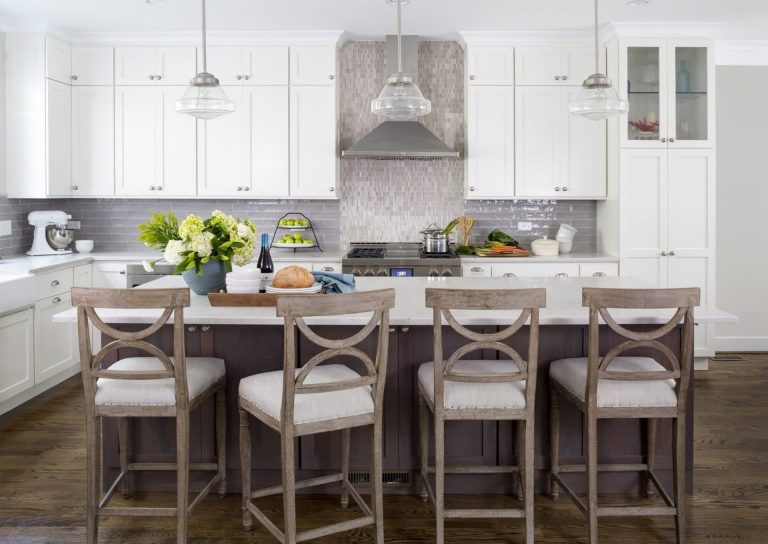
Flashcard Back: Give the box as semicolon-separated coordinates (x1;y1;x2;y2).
569;0;627;120
371;0;431;121
176;0;235;120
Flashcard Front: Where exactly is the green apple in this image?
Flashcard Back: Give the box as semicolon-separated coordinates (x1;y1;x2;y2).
293;232;303;241
302;239;314;245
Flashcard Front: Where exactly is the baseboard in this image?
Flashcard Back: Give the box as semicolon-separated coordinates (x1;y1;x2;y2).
714;336;768;352
0;365;80;417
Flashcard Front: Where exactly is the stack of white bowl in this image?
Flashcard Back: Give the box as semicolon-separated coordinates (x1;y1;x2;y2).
556;224;578;254
225;269;262;294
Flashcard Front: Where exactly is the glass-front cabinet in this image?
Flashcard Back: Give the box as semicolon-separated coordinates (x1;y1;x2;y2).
620;39;713;148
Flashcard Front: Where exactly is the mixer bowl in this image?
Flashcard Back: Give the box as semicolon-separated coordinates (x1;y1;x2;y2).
46;225;74;250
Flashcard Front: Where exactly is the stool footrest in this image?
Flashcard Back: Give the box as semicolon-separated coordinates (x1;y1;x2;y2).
444;508;525;519
297;515;374;542
558;463;648;473
598;506;677;517
250;473;343;499
426;465;520;475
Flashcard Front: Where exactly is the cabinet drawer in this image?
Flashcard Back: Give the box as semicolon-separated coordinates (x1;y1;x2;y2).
492;263;580;278
313;262;341;274
579;263;619;278
35;268;74;298
462;264;492;277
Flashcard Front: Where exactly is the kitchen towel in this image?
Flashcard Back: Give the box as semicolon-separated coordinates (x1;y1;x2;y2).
312;271;356;294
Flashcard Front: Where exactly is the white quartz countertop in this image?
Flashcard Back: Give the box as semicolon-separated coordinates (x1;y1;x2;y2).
459;252;618;263
53;275;736;327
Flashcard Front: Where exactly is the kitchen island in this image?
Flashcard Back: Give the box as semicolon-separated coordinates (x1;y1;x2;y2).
55;276;735;496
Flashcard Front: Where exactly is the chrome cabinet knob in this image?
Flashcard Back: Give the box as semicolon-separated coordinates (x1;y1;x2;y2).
71;75;78;81
72;185;79;191
562;187;568;192
119;270;126;275
562;75;568;80
187;326;197;333
593;272;606;277
469;75;476;80
401;326;410;333
329;187;335;192
469;186;476;192
328;75;335;80
156;186;162;191
156;75;162;80
389;327;396;333
503;273;516;278
364;270;375;277
661;251;668;256
554;75;561;80
237;186;243;191
149;186;155;191
52;297;62;304
243;186;250;191
669;137;676;143
244;75;250;80
321;266;335;272
236;75;242;80
148;75;154;80
661;137;667;143
669;250;676;256
51;280;60;286
555;186;562;191
201;325;211;332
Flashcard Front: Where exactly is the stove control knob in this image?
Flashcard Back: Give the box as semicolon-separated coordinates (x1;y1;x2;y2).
442;269;453;277
351;269;362;277
364;269;375;277
428;269;440;278
377;268;389;277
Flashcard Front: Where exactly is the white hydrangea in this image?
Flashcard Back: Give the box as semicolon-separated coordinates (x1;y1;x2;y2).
142;260;155;272
187;232;215;258
163;239;185;265
237;222;251;239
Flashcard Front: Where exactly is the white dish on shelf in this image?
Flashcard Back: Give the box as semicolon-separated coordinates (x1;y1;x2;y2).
266;282;322;294
273;242;316;248
277;226;307;232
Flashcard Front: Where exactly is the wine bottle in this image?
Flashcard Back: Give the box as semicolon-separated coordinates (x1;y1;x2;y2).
256;233;274;292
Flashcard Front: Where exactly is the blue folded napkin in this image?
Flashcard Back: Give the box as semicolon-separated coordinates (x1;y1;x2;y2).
312;271;356;294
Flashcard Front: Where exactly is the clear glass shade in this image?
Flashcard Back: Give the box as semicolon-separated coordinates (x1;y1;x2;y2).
371;74;431;121
569;77;628;121
176;81;235;120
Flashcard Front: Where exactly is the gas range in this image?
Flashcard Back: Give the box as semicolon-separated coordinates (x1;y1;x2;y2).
342;242;462;278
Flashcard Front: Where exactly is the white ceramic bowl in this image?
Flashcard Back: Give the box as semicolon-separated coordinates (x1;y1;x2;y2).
558;241;573;254
226;285;261;294
75;240;94;253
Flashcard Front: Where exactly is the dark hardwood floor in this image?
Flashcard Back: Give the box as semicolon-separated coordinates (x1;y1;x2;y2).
0;354;766;543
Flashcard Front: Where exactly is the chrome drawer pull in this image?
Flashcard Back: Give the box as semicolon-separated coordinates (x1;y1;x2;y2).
503;273;516;278
52;297;62;304
51;280;60;287
470;267;483;272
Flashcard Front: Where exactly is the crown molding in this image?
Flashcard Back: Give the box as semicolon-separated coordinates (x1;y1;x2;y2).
716;41;768;66
602;22;724;41
458;30;594;48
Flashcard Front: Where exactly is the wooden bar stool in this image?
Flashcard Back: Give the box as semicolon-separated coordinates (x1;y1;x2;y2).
549;287;700;544
238;289;396;544
71;287;227;544
418;288;546;544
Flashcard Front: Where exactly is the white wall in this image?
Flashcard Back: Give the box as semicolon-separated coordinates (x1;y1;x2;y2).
715;66;768;351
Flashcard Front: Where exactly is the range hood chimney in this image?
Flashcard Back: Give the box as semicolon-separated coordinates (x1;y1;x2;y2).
342;36;459;161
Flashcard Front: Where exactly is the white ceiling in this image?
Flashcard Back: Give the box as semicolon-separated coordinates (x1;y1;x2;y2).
0;0;766;41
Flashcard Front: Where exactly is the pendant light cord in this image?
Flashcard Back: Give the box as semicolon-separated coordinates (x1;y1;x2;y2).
397;0;403;73
201;0;207;73
593;0;599;73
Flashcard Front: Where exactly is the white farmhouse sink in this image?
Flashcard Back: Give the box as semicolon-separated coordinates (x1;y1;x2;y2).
0;272;36;315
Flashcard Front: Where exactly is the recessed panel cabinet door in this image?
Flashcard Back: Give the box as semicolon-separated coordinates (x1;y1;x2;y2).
290;86;337;198
467;45;515;85
158;86;197;196
244;46;289;85
115;86;157;196
34;293;78;384
515;46;562;85
466;85;515;198
46;36;71;84
515;86;561;197
46;79;72;197
247;86;289;197
155;47;196;85
71;46;114;85
0;309;34;404
115;47;156;85
72;86;114;196
203;46;244;86
561;87;607;198
290;46;336;85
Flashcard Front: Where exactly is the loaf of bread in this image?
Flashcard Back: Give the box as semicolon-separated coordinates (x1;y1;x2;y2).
272;265;314;289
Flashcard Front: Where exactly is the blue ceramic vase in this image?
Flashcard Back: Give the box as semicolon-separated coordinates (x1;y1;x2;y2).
181;260;227;295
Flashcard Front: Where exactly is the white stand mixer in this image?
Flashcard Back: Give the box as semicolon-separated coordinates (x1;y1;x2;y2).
27;211;74;256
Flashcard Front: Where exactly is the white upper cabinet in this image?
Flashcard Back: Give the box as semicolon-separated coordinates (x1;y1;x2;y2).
515;45;600;85
290;46;336;85
71;46;114;85
248;86;290;196
466;45;515;85
46;36;71;84
115;46;196;85
290;85;337;197
72;86;115;196
466;85;515;198
205;46;289;85
158;86;198;196
560;87;607;197
46;80;73;197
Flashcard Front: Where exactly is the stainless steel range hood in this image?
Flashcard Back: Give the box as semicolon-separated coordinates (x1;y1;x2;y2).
342;36;459;161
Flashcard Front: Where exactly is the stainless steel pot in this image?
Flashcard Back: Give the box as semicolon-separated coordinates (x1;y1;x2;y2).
421;223;449;254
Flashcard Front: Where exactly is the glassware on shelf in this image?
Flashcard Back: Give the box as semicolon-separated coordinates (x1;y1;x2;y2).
677;60;691;93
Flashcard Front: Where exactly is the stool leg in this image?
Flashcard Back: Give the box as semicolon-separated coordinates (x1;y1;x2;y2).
524;418;535;544
586;413;598;544
215;389;227;497
516;421;525;502
282;432;298;544
340;428;351;509
117;417;131;498
646;418;657;498
549;387;560;499
239;408;252;531
434;415;445;544
418;394;429;502
371;418;385;544
674;417;687;544
176;411;190;544
85;413;100;544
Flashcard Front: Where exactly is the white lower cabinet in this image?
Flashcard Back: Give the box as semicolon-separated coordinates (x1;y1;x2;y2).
34;292;78;383
579;263;620;277
0;309;35;404
492;263;580;278
92;262;131;288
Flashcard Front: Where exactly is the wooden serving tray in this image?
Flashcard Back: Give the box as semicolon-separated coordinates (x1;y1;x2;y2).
208;290;323;307
474;249;531;258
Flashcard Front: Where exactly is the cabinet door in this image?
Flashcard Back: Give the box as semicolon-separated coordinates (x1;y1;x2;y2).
515;86;560;197
72;86;115;196
47;80;73;197
515;46;562;85
668;41;713;148
561;46;602;85
115;86;158;196
72;46;114;85
561;87;606;198
198;86;248;196
204;46;244;86
492;263;580;278
73;264;93;287
621;40;669;148
290;46;336;85
290;86;337;198
0;309;35;404
115;47;157;85
155;47;196;85
466;86;515;198
158;86;197;196
34;293;78;384
467;45;515;85
46;36;71;84
246;86;289;197
244;46;289;85
92;262;130;288
620;149;668;287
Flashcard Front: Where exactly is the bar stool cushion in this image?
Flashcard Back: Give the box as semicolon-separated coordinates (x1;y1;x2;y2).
239;364;374;425
95;357;226;407
418;360;526;410
550;357;677;408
